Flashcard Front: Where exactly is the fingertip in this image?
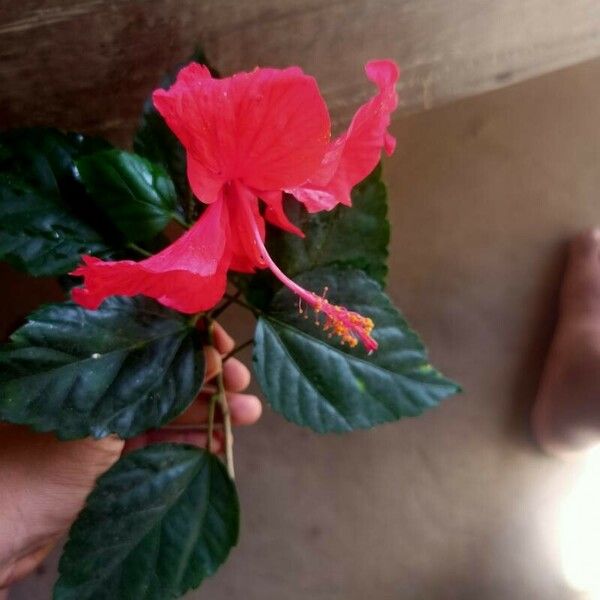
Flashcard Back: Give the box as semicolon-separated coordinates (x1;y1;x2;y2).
570;228;600;260
212;322;235;354
223;357;252;392
228;392;263;425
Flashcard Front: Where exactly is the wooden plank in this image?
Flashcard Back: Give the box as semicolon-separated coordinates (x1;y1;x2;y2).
1;0;600;145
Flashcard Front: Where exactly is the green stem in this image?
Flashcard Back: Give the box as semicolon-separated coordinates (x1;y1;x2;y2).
223;338;254;362
185;190;195;223
207;392;217;454
210;290;242;319
208;319;235;479
127;242;152;258
171;212;190;229
223;293;261;317
189;313;204;327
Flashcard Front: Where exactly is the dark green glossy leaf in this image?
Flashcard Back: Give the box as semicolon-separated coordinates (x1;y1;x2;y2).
0;128;124;275
0;176;111;276
76;150;178;242
234;165;390;309
54;443;239;600
0;127;110;197
134;48;219;220
270;164;389;283
253;267;459;433
0;297;205;440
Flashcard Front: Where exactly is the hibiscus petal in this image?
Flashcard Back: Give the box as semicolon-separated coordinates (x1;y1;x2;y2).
288;59;399;212
261;190;304;237
71;199;230;314
152;63;213;150
153;63;331;203
186;155;224;204
224;182;267;273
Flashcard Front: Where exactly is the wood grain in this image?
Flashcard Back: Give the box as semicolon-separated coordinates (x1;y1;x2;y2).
1;0;600;145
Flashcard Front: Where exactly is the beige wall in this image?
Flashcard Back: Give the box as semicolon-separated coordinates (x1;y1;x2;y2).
9;57;600;599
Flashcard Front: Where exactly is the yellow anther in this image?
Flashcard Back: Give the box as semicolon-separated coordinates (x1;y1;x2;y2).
304;292;378;352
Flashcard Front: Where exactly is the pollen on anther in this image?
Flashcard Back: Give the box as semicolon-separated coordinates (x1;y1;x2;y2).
304;292;378;353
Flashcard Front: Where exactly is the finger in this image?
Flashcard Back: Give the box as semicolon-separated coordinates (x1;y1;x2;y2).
204;346;222;382
170;392;262;427
123;430;222;454
222;357;251;392
227;392;262;425
212;322;235;354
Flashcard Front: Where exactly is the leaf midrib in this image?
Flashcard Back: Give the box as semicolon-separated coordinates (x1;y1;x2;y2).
264;317;454;390
260;318;451;429
264;314;423;380
107;160;170;216
70;453;204;599
1;323;191;384
172;459;211;589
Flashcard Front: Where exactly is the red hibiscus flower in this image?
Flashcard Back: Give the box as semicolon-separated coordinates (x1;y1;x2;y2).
72;60;399;351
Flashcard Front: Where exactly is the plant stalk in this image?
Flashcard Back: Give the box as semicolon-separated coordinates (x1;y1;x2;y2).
172;212;190;229
223;293;261;317
210;290;242;319
127;242;152;257
208;319;235;479
223;338;254;362
207;393;217;453
184;190;195;224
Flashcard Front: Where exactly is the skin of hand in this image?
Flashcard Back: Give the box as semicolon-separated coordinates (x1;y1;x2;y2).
0;323;261;590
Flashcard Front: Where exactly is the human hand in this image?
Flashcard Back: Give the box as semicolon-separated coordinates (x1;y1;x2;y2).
0;323;261;589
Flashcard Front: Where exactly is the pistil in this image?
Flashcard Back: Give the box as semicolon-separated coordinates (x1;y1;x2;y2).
244;192;378;353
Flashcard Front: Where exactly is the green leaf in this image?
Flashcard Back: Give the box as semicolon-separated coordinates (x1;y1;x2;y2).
271;165;389;283
76;150;178;242
0;176;112;276
0;128;123;275
0;127;110;197
133;105;187;210
0;297;205;440
253;267;459;433
134;48;219;218
234;165;390;309
54;443;239;600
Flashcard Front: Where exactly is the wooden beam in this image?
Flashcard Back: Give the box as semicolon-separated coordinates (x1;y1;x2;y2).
1;1;600;145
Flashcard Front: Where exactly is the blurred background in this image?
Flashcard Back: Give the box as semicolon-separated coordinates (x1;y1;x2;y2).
3;1;600;598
